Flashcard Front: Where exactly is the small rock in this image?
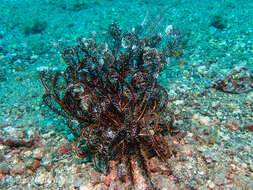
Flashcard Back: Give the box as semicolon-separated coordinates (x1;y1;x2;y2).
216;111;223;118
45;162;54;171
93;183;108;190
74;179;83;188
0;153;4;162
226;119;239;131
211;101;220;108
30;55;39;60
80;183;93;190
11;162;26;175
165;25;173;35
173;108;181;115
198;116;211;126
26;158;41;171
214;173;226;185
23;150;33;158
58;141;73;155
31;159;41;171
192;113;199;120
174;120;184;127
0;162;10;174
33;148;45;160
35;173;47;185
210;15;226;30
197;65;207;75
245;122;253;131
208;181;215;189
245;91;253;104
229;103;238;110
41;131;55;139
173;100;184;105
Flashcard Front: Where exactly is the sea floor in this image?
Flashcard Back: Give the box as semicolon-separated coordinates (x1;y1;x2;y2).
0;0;252;189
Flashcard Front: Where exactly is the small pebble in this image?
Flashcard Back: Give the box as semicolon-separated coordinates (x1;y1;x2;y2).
30;55;39;60
197;65;207;75
245;91;253;104
80;183;93;190
173;100;184;105
74;179;84;188
198;116;211;126
208;181;215;189
35;173;47;185
0;162;10;174
11;162;26;175
245;123;253;131
226;119;239;131
33;148;45;160
26;159;41;171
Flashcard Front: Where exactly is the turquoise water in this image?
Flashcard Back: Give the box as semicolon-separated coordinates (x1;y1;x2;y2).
0;0;252;189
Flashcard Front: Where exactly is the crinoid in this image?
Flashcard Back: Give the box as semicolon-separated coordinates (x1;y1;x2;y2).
40;24;181;189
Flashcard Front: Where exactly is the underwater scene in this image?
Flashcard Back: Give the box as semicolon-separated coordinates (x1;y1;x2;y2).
0;0;252;189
